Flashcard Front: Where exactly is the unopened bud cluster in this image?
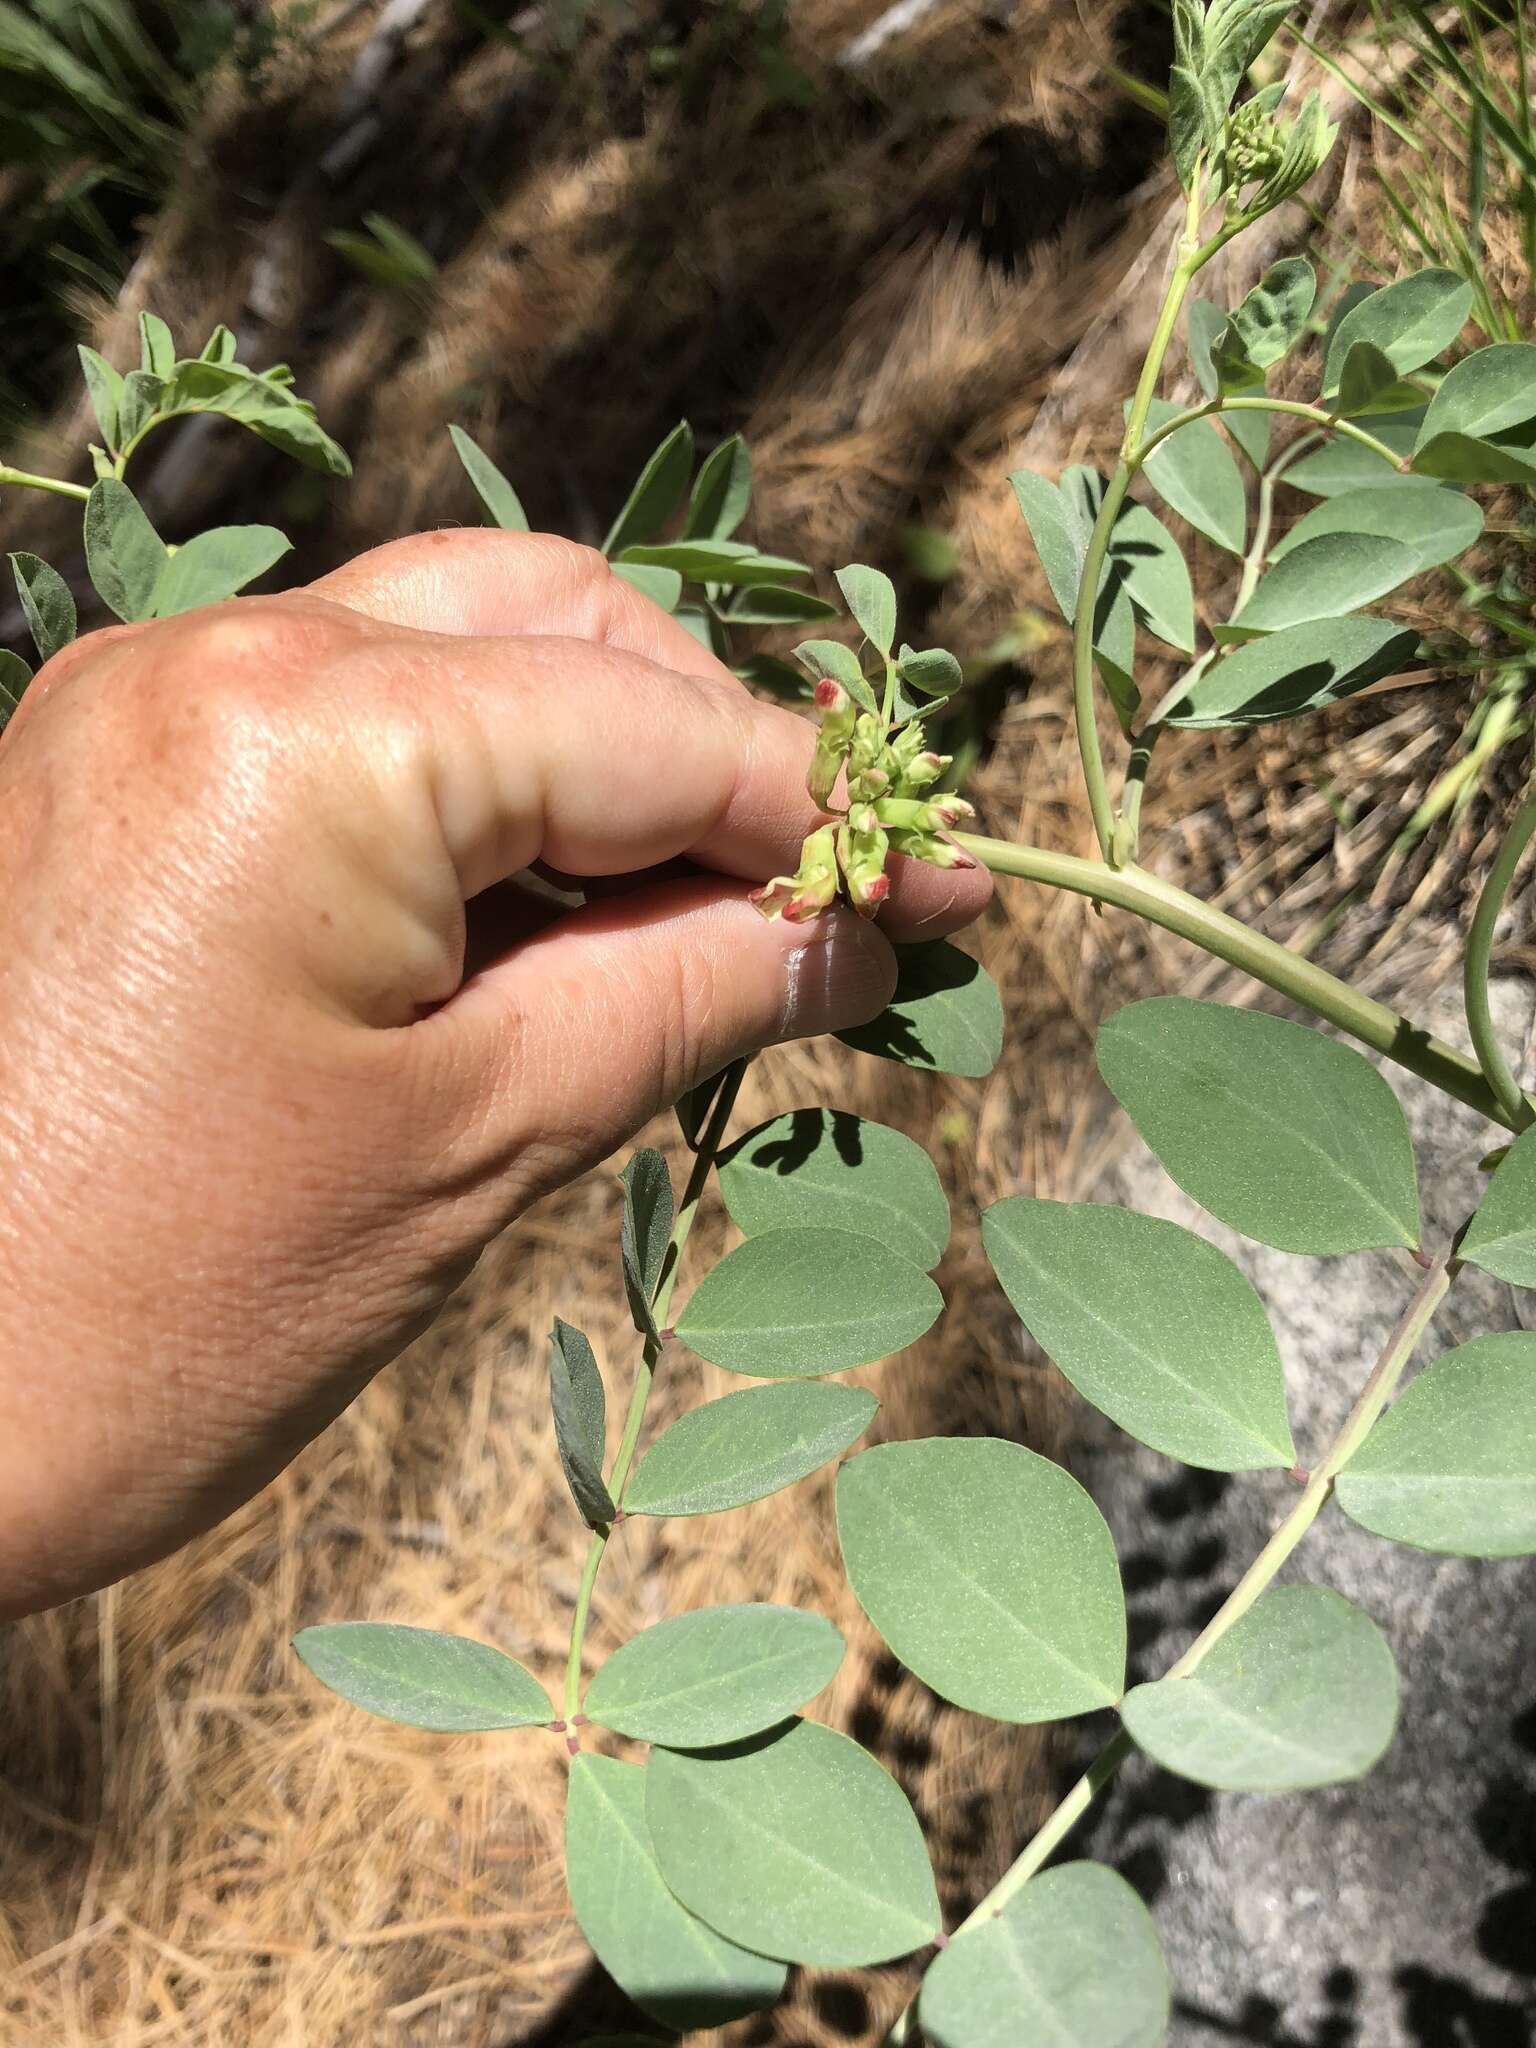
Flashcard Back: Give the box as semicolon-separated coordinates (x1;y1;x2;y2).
753;680;974;923
1221;99;1286;188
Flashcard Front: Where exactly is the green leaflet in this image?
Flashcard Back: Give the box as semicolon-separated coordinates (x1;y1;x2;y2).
566;1755;786;2030
620;1148;673;1345
0;650;31;731
645;1719;940;1967
897;644;964;701
602;421;694;556
1220;531;1420;642
1268;482;1483;574
837;940;1003;1077
685;434;753;540
674;1227;942;1377
1462;1124;1536;1287
548;1319;615;1529
1096;997;1421;1254
611;562;683;612
982;1199;1295;1471
292;1622;551;1731
1217;258;1317;381
617;540;809;587
718;1108;950;1270
1413;433;1536;485
726;586;839;625
1414;342;1536;447
837;1437;1126;1723
1336;341;1426;418
624;1381;879;1517
9;552;77;663
1009;468;1087;623
834;563;898;657
1282;413;1425;496
1189;299;1271;467
1322;269;1472;394
1138;399;1247;554
152;526;293;616
583;1603;844;1746
1120;1586;1399;1793
84;479;169;623
138;312;176;380
1160;615;1419;726
448;424;531;532
919;1862;1169;2048
1337;1333;1536;1557
78;345;124;449
792;638;879;715
1111;503;1195;655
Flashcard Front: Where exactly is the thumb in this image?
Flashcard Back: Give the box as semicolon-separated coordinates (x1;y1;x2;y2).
410;876;898;1211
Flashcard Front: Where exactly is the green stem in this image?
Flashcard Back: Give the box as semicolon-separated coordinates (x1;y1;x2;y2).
561;1060;748;1725
1073;191;1206;863
883;1255;1454;2044
0;465;90;503
1464;787;1536;1132
1135;397;1408;473
958;832;1535;1128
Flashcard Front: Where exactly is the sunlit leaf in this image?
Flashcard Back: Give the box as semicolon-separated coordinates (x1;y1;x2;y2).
1138;399;1247;554
646;1719;940;1967
1120;1587;1398;1792
685;435;752;540
835;563;898;657
566;1755;786;2029
719;1109;949;1270
1415;341;1536;446
293;1622;551;1730
1111;503;1195;654
837;1437;1125;1723
1461;1125;1536;1286
1160;616;1418;726
139;312;175;380
837;941;1003;1077
675;1228;942;1377
84;479;168;623
625;1381;879;1517
919;1862;1169;2048
1322;269;1472;394
1269;482;1483;574
603;421;694;556
1281;413;1424;496
1096;997;1420;1253
1337;1333;1536;1557
1220;532;1419;642
610;561;683;611
9;552;76;663
1010;469;1087;622
448;424;530;532
153;526;292;616
78;345;123;450
585;1604;844;1746
982;1200;1295;1470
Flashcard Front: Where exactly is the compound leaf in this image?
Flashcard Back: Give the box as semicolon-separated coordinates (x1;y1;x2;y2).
1120;1586;1399;1792
449;424;530;531
982;1199;1295;1471
719;1108;949;1270
10;552;77;663
84;479;168;623
1160;615;1418;727
919;1862;1169;2048
675;1228;942;1377
567;1755;786;2030
1462;1125;1536;1286
646;1719;940;1967
584;1604;844;1746
603;421;694;556
293;1622;551;1731
837;940;1003;1077
620;1148;674;1344
837;1437;1125;1723
625;1381;879;1517
549;1319;615;1529
153;525;292;616
1096;997;1420;1254
1336;1332;1536;1556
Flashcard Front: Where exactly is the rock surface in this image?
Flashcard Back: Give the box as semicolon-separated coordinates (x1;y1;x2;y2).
1067;981;1536;2048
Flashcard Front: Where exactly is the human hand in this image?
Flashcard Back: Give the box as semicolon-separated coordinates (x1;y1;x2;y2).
0;531;989;1616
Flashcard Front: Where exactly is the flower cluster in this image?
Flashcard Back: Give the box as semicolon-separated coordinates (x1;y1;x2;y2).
752;680;974;923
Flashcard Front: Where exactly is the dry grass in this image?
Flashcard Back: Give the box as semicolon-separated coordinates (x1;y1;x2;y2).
1;1;1533;2042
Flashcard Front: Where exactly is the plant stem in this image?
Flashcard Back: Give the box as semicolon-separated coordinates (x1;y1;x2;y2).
0;465;90;503
1463;786;1536;1131
560;1060;748;1725
882;1257;1454;2041
958;832;1535;1128
1071;191;1206;864
1135;397;1408;472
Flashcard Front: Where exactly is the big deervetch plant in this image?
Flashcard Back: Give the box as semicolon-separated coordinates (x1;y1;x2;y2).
7;7;1536;2039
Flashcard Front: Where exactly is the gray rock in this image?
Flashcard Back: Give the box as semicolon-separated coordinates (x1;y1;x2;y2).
1062;981;1536;2047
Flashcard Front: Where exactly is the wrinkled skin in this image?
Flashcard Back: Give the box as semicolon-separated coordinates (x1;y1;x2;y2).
0;531;989;1618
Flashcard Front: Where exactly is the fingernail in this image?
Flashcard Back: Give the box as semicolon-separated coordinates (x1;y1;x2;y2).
775;907;896;1040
